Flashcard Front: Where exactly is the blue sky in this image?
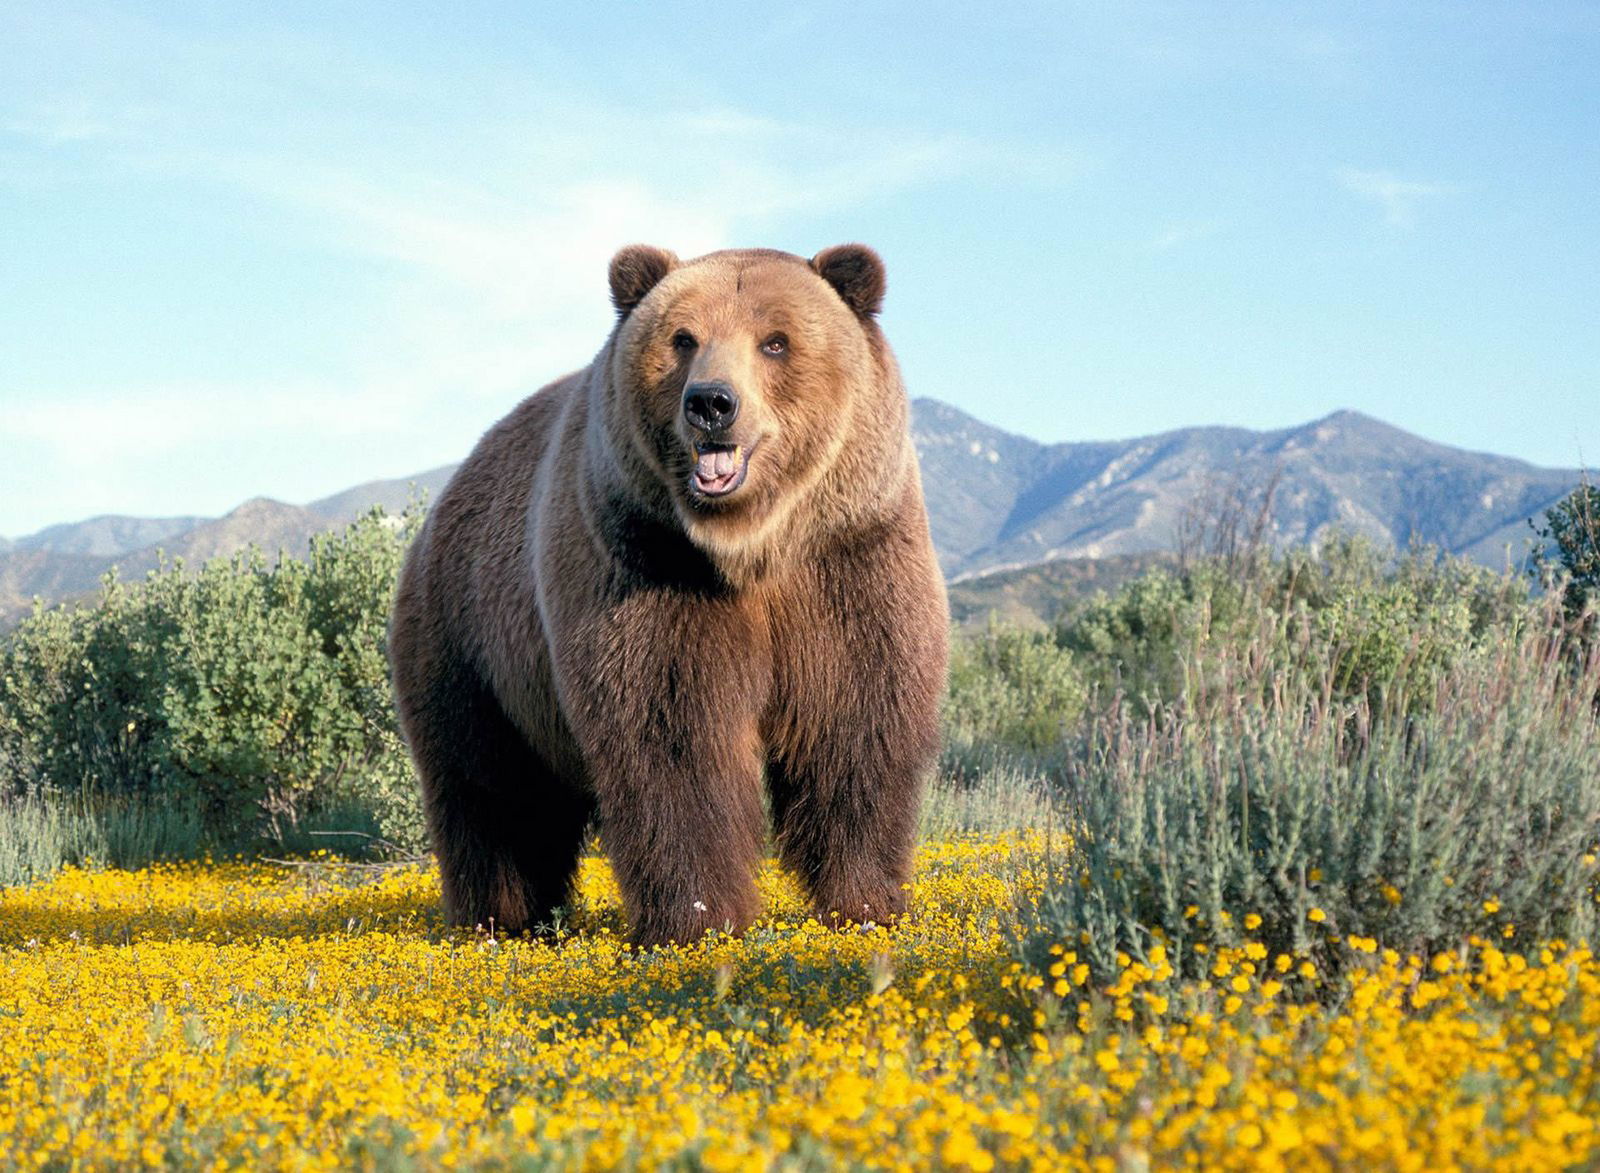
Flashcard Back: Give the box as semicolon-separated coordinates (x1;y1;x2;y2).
2;2;1596;538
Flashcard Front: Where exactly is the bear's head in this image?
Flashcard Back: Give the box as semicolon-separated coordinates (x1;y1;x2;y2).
604;244;907;569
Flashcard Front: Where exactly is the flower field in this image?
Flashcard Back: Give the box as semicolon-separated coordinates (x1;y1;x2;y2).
3;836;1598;1171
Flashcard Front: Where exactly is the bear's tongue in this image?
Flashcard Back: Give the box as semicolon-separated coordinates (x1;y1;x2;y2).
696;446;739;484
694;444;742;489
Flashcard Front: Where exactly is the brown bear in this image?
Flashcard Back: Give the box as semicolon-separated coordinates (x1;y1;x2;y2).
389;244;948;947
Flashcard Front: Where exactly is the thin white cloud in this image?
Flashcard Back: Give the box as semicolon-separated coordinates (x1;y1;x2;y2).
190;112;997;410
2;31;1029;534
4;101;112;143
1127;22;1366;90
8;376;417;463
1143;221;1221;253
1;4;1094;533
1336;167;1452;226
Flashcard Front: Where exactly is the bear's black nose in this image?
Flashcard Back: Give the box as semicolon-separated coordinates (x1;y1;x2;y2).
683;382;740;433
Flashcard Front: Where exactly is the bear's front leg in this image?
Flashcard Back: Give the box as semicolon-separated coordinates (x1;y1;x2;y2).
767;753;924;927
766;540;948;929
551;589;771;948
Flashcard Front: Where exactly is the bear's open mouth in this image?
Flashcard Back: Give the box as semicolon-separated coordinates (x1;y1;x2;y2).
690;442;751;498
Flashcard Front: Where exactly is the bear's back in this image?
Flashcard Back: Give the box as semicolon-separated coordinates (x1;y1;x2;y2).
402;372;583;661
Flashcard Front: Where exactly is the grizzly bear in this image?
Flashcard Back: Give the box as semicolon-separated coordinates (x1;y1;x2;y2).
389;244;948;947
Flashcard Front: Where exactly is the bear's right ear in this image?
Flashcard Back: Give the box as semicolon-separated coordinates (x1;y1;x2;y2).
609;245;678;316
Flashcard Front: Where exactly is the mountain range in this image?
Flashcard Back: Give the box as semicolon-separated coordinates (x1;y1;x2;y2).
1;400;1583;624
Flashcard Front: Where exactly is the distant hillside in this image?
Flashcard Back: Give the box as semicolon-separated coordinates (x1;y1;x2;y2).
946;552;1174;630
911;401;1578;579
1;399;1583;624
9;514;203;559
0;476;451;625
0;500;343;624
309;466;456;524
113;499;339;577
0;549;113;620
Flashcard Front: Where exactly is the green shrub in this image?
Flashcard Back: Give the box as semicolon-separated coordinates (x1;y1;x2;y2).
301;516;429;851
1055;565;1196;708
1531;478;1600;620
943;621;1088;762
1293;537;1537;707
1015;592;1600;993
0;578;172;799
158;549;355;837
1054;535;1534;716
0;508;426;854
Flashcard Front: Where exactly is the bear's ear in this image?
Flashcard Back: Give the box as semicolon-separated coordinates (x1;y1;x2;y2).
609;245;678;316
810;244;886;318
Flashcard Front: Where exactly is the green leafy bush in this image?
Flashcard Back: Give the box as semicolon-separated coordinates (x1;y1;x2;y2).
1053;535;1533;715
1055;566;1196;708
0;508;425;855
943;621;1088;763
1531;478;1600;619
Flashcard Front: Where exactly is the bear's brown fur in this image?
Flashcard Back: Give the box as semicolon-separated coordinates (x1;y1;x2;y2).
389;244;948;947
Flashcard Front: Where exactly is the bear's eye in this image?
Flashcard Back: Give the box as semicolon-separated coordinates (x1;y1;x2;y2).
672;330;698;353
760;334;788;357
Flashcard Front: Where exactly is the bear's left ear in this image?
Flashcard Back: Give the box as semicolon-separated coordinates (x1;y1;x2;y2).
609;245;678;316
811;244;886;318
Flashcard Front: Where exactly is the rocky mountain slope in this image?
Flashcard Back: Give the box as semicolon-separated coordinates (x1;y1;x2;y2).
1;400;1582;622
916;402;1576;579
